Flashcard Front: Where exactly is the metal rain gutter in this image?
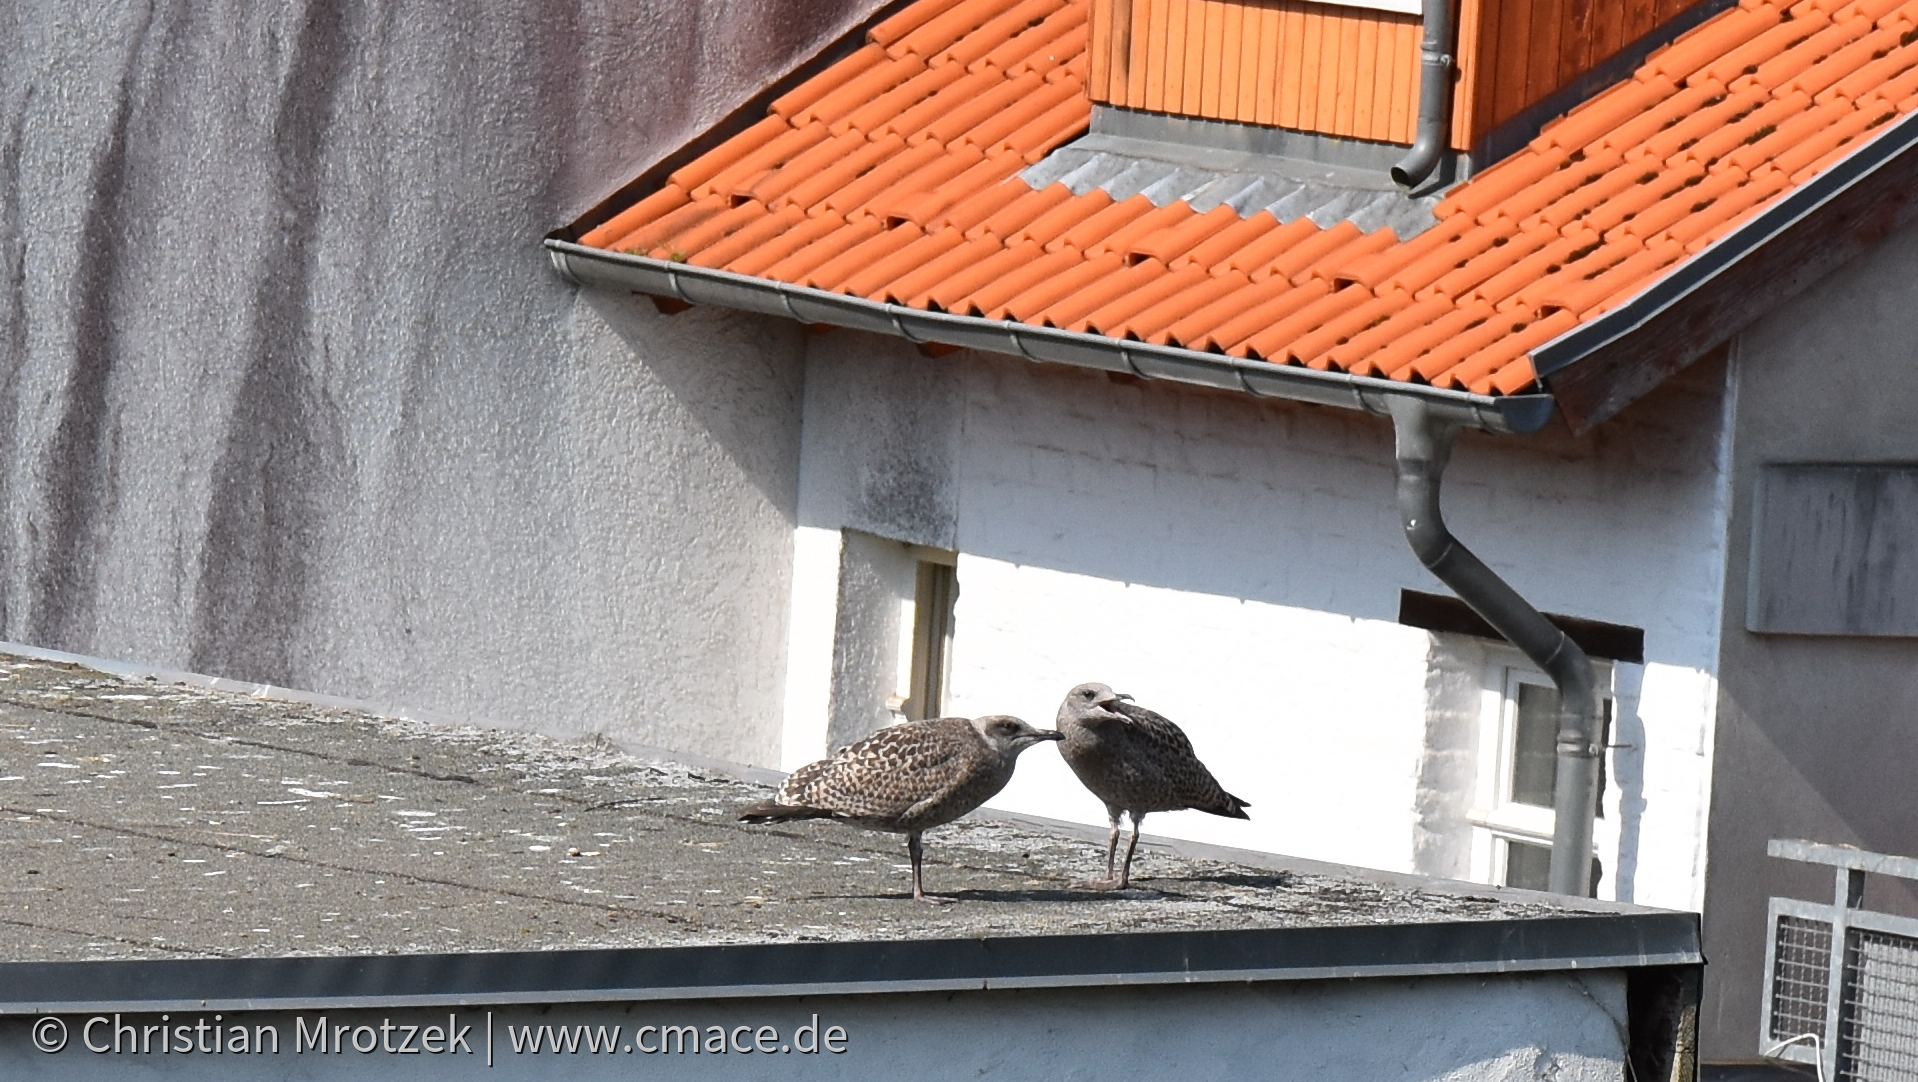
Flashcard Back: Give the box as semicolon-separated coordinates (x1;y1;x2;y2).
1532;106;1918;379
1390;0;1458;189
1388;396;1601;897
545;240;1555;435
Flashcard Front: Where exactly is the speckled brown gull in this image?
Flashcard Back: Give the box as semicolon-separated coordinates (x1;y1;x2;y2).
740;715;1063;904
1057;682;1250;891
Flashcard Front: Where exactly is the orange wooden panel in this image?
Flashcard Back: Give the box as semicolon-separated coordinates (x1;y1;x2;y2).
1088;0;1109;98
1620;0;1660;63
1526;0;1566;120
1125;0;1151;104
1085;0;1420;142
1350;16;1377;136
1200;0;1227;119
1161;0;1189;113
1181;0;1208;113
1235;0;1262;122
1591;0;1628;72
1452;0;1487;147
1220;0;1246;120
1387;16;1415;142
1141;0;1168;110
1297;6;1324;131
1333;15;1360;135
1275;4;1302;128
1253;0;1280;125
1493;0;1535;128
1557;0;1596;80
1104;0;1127;99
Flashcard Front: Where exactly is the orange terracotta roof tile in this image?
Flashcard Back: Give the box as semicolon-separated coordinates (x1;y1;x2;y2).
575;0;1918;403
888;235;1003;304
970;245;1088;316
999;250;1126;321
844;228;968;297
1128;270;1251;341
1004;188;1114;246
1043;258;1169;330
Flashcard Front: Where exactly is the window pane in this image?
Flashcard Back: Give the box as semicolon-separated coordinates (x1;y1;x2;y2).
1503;838;1552;891
1510;682;1559;807
906;560;957;720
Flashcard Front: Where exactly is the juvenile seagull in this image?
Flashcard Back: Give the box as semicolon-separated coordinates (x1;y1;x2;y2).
1057;682;1250;890
739;715;1063;904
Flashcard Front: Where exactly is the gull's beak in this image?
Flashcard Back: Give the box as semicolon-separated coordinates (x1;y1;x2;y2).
1036;729;1065;741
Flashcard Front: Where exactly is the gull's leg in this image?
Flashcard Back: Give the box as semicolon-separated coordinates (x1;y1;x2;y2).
1073;808;1129;890
1115;812;1145;890
908;831;955;905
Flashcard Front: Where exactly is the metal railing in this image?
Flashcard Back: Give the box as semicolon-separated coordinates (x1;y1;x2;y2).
1762;839;1918;1081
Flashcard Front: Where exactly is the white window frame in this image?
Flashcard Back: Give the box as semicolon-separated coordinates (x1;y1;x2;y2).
1466;649;1616;893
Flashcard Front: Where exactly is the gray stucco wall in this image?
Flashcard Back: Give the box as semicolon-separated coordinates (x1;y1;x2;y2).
0;0;876;763
1701;212;1918;1057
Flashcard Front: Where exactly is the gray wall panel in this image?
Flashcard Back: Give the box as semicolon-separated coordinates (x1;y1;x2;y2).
1749;464;1918;636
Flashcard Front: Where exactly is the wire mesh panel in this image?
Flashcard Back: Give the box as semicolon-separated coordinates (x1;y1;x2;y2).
1772;914;1835;1045
1840;927;1918;1082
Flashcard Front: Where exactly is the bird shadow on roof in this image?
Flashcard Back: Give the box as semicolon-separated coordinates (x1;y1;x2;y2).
1151;871;1297;890
804;887;1127;905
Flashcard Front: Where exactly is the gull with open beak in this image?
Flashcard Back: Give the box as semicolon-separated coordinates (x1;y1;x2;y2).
1055;682;1250;890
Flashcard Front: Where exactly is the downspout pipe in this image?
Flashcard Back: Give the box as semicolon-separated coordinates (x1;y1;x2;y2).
1388;397;1601;897
1389;0;1457;190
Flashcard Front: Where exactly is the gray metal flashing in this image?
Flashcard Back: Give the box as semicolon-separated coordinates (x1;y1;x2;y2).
0;914;1702;1015
1532;106;1918;379
1021;130;1445;238
1088;105;1414;174
545;241;1556;435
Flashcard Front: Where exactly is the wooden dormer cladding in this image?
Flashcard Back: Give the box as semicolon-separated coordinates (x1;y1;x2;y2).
1089;0;1720;154
1455;0;1718;147
1086;0;1423;144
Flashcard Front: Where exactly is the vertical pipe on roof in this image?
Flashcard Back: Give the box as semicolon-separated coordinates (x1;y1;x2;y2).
1389;0;1457;189
1387;397;1600;897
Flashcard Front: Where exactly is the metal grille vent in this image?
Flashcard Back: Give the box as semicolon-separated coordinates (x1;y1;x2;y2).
1772;915;1834;1043
1841;928;1918;1082
1761;841;1918;1081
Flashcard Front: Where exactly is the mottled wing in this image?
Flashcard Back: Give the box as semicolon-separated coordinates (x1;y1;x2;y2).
778;720;974;820
1112;700;1249;816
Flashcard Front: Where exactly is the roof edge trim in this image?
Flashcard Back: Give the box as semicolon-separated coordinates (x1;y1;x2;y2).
0;913;1700;1014
546;241;1557;435
1532;108;1918;382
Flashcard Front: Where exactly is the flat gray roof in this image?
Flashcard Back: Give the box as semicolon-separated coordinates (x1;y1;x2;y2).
0;652;1698;1010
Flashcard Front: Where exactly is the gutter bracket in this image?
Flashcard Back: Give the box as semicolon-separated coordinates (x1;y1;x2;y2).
1387;396;1601;896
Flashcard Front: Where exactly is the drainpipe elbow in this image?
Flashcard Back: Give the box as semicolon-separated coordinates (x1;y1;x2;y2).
1387;395;1603;897
1390;114;1450;190
1391;0;1458;191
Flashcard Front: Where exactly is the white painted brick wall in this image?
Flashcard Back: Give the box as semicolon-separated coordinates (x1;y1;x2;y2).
792;334;1732;907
